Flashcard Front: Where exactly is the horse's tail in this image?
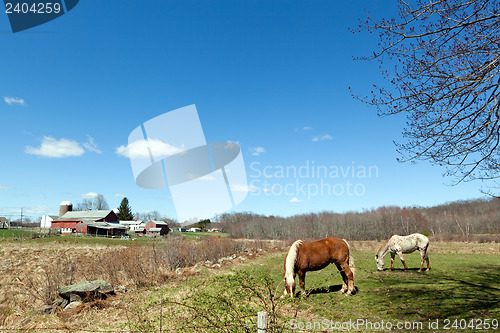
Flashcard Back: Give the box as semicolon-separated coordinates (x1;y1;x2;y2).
343;239;356;279
423;238;430;260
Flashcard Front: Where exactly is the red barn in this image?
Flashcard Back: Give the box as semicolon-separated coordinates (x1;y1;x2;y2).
51;210;119;234
144;220;170;236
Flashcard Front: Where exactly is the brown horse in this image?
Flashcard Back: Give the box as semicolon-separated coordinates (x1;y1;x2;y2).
283;237;355;298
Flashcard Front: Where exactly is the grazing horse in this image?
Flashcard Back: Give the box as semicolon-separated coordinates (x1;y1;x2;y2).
283;237;355;298
375;233;430;272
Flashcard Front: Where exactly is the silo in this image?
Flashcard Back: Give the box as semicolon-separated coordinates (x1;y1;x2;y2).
59;200;73;217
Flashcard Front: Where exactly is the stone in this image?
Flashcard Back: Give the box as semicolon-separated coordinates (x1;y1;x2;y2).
39;305;53;314
64;301;82;311
58;280;114;302
69;294;82;303
115;285;127;294
53;297;68;309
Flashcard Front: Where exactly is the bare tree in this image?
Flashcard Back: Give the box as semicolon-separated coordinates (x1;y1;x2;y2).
134;210;162;221
94;194;109;210
74;194;109;211
74;198;94;211
353;0;500;187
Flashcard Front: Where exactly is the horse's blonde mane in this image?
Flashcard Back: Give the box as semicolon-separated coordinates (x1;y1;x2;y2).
284;240;303;284
376;234;395;257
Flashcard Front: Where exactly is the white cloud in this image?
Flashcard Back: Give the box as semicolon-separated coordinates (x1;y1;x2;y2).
263;185;279;193
83;135;102;154
25;136;85;158
26;206;52;214
116;139;184;158
4;96;25;106
295;126;313;132
114;193;125;198
289;197;304;203
81;192;98;198
231;184;259;193
199;175;215;181
312;134;332;142
249;147;266;156
0;185;12;190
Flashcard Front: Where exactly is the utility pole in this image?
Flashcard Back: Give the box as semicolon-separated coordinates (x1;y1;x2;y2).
20;208;23;227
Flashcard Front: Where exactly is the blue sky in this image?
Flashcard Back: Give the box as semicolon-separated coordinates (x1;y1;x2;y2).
0;0;488;222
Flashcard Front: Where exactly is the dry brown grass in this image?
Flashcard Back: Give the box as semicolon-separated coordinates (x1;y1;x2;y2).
0;236;285;331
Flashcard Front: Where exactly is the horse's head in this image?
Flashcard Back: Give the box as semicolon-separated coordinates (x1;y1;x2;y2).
375;254;384;271
283;272;296;298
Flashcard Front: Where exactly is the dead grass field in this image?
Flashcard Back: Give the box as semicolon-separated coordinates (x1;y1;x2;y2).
0;237;498;332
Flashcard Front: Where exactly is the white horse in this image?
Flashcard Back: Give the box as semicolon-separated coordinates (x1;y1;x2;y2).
375;233;430;272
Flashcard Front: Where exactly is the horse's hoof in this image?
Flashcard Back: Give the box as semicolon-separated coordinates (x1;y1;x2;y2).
339;290;346;294
344;292;353;297
418;269;422;272
426;268;430;271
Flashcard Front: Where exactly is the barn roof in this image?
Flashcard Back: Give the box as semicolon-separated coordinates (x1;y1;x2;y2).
60;210;114;220
86;222;127;230
119;220;143;225
148;220;169;226
0;217;9;222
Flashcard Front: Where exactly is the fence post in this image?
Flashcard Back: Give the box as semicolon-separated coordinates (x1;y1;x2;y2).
257;311;267;333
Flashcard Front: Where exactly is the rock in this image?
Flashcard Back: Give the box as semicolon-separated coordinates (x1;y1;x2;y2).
53;297;68;309
39;305;54;314
175;268;183;275
58;280;114;302
204;260;212;266
88;280;113;294
64;301;82;311
115;285;127;294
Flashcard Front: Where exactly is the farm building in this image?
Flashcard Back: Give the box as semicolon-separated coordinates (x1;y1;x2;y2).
40;215;59;228
147;228;162;237
119;220;145;232
76;221;127;238
0;217;10;229
51;209;119;234
135;228;146;236
189;227;201;232
145;220;170;236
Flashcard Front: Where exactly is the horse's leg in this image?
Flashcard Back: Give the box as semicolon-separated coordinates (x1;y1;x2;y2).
390;252;396;271
297;270;307;296
418;250;424;272
425;250;431;271
341;263;355;296
336;263;348;294
396;251;408;271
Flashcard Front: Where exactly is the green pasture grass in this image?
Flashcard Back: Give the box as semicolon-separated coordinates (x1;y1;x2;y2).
0;229;34;240
139;249;499;332
0;231;158;246
176;231;229;240
296;251;499;329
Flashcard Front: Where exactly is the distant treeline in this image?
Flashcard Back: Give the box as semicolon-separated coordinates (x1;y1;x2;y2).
219;198;500;241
